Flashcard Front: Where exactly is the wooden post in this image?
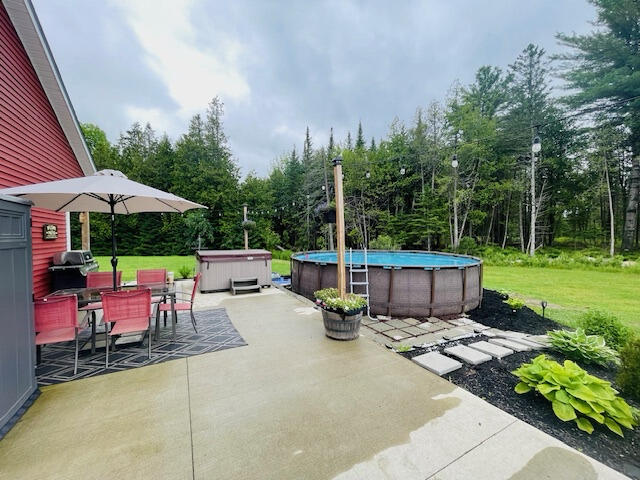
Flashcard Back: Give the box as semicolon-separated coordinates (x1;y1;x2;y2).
243;203;248;250
79;212;90;251
333;155;346;299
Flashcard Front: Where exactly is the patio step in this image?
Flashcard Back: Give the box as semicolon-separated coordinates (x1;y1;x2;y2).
230;277;261;295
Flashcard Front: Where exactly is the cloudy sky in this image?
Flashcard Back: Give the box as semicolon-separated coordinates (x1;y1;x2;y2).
33;0;596;176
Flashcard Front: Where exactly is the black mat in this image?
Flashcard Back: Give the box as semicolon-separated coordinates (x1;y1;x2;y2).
36;308;246;386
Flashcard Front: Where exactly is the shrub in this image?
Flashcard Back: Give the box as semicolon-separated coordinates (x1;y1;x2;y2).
504;297;525;310
178;265;193;279
617;338;640;402
577;310;630;352
369;234;399;250
457;236;477;254
513;354;637;436
548;328;620;367
313;288;367;315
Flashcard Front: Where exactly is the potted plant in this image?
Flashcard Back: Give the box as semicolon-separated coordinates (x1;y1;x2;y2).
314;288;367;340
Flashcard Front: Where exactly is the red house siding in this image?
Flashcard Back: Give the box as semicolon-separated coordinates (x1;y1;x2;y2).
0;3;84;297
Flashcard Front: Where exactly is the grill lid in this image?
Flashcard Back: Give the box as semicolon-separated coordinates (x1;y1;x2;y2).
52;250;95;266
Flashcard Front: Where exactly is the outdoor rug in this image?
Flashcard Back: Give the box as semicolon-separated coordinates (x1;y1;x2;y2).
36;308;246;386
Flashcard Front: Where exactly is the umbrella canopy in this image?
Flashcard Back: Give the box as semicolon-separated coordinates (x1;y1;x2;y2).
0;169;206;289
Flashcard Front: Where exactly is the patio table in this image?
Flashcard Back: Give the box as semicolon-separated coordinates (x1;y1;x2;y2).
47;283;178;350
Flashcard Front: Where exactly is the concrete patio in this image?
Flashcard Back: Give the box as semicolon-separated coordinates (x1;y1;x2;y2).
0;288;628;479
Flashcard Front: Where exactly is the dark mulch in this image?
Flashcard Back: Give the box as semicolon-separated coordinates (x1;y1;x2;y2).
468;288;560;334
399;290;640;479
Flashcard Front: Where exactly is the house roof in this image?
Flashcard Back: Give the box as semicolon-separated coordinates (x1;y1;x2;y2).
3;0;96;176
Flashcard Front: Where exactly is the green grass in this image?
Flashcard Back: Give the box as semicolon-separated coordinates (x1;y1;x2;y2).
271;259;290;276
95;256;291;282
484;265;640;334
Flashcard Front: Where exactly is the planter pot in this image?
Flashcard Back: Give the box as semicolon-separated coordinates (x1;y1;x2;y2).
321;309;362;340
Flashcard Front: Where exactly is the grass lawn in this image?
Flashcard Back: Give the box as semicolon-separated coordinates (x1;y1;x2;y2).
483;265;640;333
95;256;291;281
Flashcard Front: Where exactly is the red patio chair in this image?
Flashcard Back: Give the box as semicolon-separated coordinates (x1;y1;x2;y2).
79;271;123;353
156;274;200;336
87;271;122;289
101;288;152;367
34;295;81;374
136;269;167;286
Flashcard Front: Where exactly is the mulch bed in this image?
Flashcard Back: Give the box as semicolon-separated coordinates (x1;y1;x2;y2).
399;290;640;479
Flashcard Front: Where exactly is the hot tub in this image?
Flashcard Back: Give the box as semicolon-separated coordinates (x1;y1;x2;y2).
291;250;482;318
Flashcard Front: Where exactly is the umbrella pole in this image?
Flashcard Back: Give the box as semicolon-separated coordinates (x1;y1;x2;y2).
109;196;118;291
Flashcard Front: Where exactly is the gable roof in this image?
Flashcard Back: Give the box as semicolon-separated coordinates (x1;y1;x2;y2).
3;0;96;176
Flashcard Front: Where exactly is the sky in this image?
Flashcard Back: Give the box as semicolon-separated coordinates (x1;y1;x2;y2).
32;0;597;177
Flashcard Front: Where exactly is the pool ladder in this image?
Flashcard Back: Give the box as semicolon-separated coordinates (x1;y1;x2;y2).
349;248;371;317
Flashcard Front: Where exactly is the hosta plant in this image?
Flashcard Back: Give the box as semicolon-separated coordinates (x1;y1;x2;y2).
548;328;620;366
504;297;524;310
513;354;637;436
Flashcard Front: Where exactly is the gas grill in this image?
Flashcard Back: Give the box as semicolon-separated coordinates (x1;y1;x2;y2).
48;250;99;291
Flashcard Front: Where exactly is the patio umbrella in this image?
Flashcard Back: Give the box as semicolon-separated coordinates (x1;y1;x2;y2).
0;169;206;289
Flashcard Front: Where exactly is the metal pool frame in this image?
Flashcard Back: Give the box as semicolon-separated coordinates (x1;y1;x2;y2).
291;250;483;318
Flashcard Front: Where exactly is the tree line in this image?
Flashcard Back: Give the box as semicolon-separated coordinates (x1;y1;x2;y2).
77;0;640;257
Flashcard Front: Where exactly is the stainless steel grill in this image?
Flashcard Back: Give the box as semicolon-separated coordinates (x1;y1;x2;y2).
48;250;99;291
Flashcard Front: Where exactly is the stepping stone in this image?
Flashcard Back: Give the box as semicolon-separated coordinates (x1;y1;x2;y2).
468;341;514;359
427;317;442;323
449;318;474;326
412;352;462;376
471;323;490;332
444;344;492;365
417;322;442;332
526;334;550;345
385;329;411;340
403;317;421;325
403;326;428;336
387;319;411;329
361;316;377;325
442;328;470;340
369;322;394;333
411;333;439;347
482;330;498;338
500;330;529;339
486;328;505;336
507;338;545;350
489;338;531;352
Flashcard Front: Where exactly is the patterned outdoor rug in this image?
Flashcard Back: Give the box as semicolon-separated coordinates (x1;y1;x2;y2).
36;308;246;386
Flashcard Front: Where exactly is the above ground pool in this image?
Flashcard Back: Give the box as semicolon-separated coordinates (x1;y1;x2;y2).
291;250;482;318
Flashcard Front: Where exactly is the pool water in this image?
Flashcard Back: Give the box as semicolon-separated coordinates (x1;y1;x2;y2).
292;251;479;268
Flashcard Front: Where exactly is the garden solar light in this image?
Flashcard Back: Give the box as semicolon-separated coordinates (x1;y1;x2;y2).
541;300;548;318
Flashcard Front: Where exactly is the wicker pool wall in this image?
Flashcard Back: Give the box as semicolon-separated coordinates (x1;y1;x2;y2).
291;250;483;318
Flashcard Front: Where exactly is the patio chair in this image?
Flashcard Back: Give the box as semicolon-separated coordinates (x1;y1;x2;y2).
156;273;200;336
78;271;123;354
79;271;122;319
34;294;81;374
136;269;167;286
101;288;152;368
137;268;168;321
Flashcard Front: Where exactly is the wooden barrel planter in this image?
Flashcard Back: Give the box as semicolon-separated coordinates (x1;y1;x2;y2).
321;309;362;340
